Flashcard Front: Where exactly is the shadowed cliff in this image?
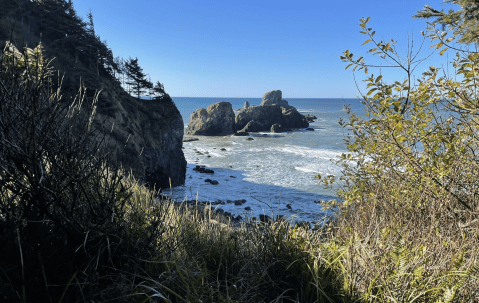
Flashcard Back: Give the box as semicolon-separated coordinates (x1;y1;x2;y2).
0;0;186;188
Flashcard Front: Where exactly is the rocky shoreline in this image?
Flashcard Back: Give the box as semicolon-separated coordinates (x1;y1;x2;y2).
166;196;322;229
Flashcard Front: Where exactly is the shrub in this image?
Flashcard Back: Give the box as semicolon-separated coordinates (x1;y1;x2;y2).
316;16;479;302
0;40;173;302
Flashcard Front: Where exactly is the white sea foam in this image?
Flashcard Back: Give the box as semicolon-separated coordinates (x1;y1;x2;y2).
281;145;342;160
295;166;319;174
174;97;365;222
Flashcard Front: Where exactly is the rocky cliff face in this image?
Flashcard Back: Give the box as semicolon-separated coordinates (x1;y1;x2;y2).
0;1;187;190
93;94;187;190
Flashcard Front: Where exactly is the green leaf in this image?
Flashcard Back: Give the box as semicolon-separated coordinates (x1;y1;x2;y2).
367;88;377;96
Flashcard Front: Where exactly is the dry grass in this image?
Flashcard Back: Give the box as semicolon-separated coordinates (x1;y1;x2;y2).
317;169;479;302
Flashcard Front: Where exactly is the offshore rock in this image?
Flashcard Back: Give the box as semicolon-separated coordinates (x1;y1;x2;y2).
185;101;236;136
205;179;219;185
238;119;270;133
304;114;318;123
260;90;282;106
281;107;309;129
260;90;293;109
236;105;283;132
236;105;308;132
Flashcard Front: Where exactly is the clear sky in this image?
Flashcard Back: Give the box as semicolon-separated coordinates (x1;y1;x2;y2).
71;0;456;98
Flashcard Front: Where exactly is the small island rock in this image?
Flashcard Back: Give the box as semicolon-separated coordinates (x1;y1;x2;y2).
185;102;236;136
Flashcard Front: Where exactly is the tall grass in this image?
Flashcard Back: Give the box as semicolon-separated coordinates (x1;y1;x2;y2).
0;41;349;303
3;40;478;303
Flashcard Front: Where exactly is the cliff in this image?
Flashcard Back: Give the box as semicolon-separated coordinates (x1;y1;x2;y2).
0;0;186;188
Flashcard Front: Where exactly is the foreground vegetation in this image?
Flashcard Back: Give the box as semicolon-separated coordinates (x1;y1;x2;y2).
3;1;479;302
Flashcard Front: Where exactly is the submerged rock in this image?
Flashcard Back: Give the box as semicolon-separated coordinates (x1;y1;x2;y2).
204;179;219;185
259;214;272;223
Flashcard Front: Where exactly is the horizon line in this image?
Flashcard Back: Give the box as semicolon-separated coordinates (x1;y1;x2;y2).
170;96;361;99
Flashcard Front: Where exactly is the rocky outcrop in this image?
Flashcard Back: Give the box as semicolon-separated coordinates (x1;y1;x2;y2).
261;90;282;106
94;95;187;190
234;90;308;132
235;104;308;133
236;105;283;131
281;107;310;129
304;114;318;123
185;90;309;137
185;102;236;136
260;90;293;109
0;3;188;191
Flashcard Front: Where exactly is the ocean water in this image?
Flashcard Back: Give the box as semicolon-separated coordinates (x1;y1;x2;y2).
169;97;365;224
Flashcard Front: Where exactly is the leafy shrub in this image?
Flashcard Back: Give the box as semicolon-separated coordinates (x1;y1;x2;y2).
316;16;479;302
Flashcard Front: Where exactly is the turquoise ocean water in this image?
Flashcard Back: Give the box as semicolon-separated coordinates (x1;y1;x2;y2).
170;97;364;224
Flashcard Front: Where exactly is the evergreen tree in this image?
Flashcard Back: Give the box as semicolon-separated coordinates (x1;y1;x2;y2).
125;57;152;99
152;80;167;99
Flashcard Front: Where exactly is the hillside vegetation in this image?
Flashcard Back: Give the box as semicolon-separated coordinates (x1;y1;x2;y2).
2;0;479;302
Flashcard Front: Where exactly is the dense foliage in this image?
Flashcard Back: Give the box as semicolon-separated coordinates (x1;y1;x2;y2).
3;0;479;302
314;6;479;301
0;0;165;100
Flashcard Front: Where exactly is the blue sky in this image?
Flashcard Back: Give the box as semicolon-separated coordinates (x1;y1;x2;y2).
72;0;456;98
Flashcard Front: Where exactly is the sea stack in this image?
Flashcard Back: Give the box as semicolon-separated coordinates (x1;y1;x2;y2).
185;101;236;136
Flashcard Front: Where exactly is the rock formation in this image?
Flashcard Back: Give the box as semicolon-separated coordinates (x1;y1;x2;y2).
234;90;309;133
235;104;308;133
261;90;282;106
185;90;309;136
94;96;187;190
304;114;318;123
0;1;188;191
260;90;293;109
185;102;236;136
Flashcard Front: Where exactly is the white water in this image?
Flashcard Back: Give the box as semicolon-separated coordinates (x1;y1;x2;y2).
170;97;363;224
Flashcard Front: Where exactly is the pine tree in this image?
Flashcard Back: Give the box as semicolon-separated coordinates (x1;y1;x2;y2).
125;57;152;99
152;81;167;100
